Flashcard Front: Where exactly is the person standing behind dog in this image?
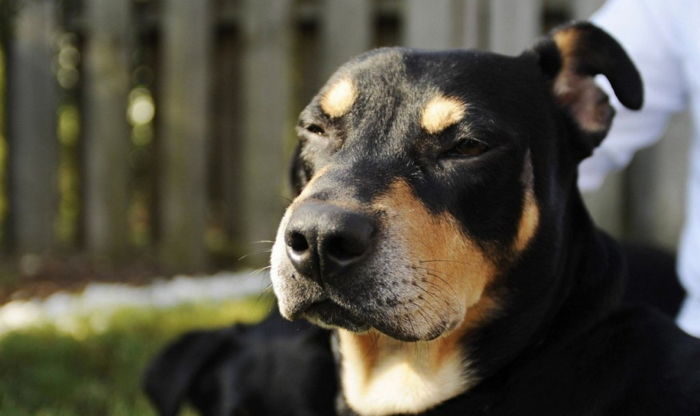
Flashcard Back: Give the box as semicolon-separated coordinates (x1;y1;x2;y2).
578;0;700;337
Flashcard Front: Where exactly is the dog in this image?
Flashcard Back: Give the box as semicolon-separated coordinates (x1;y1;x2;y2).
142;309;337;416
145;23;698;416
268;21;700;415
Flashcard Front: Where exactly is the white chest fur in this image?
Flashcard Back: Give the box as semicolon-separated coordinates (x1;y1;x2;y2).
338;330;476;416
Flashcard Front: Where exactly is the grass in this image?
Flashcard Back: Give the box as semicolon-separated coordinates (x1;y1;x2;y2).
0;295;275;416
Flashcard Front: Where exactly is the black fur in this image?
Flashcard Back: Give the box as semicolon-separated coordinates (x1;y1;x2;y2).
286;21;700;415
143;310;337;416
621;243;685;317
145;21;700;416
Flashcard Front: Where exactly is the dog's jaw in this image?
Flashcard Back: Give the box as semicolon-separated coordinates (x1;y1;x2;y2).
336;293;496;416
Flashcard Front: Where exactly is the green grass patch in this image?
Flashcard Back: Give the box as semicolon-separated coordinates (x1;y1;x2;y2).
0;295;274;416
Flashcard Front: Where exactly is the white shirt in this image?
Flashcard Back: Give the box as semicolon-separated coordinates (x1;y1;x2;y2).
578;0;700;336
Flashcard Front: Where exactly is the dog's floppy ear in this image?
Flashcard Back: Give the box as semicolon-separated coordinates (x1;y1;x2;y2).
142;328;239;416
532;21;643;158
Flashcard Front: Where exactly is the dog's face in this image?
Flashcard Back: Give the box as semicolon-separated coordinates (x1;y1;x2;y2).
271;23;642;342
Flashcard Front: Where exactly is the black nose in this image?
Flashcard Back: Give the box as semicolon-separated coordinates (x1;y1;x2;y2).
284;201;376;281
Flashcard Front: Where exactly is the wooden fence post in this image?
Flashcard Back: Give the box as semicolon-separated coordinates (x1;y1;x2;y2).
488;0;541;55
626;112;691;250
572;0;606;20
403;0;452;49
159;0;212;272
403;0;480;49
319;0;372;81
458;0;481;50
215;31;244;250
83;0;131;258
580;175;625;238
7;0;58;255
238;0;293;264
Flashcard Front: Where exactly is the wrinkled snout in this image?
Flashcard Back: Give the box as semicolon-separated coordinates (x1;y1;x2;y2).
284;201;376;282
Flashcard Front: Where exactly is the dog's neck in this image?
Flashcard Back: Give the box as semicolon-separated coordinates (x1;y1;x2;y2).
466;192;624;382
336;295;497;416
537;196;624;341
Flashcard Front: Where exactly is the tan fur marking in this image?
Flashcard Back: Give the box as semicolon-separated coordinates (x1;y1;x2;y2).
421;96;467;134
320;78;357;118
339;180;499;415
553;29;578;69
514;189;540;253
377;181;494;315
338;328;471;416
339;298;499;416
552;29;581;100
552;29;611;133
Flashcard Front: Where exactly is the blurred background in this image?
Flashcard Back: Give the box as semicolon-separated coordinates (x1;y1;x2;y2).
0;0;690;414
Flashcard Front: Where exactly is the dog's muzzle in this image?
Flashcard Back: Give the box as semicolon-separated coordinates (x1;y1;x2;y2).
271;188;471;341
270;200;379;331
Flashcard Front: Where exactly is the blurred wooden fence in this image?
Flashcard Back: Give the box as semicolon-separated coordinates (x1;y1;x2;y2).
0;0;689;273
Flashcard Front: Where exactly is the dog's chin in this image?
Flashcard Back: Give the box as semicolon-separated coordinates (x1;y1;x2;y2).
302;300;371;332
301;299;454;342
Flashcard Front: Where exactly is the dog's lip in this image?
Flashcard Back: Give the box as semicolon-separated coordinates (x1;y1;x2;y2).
302;299;370;332
294;297;451;341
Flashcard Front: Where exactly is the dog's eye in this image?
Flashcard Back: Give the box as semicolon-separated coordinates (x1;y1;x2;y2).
304;124;326;136
444;138;490;158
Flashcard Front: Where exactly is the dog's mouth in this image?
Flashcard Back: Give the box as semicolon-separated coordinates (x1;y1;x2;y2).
299;297;451;342
301;300;371;332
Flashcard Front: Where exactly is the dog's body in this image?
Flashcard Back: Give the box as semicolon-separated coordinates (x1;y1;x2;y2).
143;310;337;416
145;22;700;416
268;22;700;415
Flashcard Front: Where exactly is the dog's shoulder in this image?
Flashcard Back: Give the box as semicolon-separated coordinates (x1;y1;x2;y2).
444;307;700;416
592;306;700;378
569;306;700;414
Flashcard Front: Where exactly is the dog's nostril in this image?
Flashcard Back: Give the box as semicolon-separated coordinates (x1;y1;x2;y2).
325;235;367;261
289;231;310;253
285;228;318;280
322;217;374;268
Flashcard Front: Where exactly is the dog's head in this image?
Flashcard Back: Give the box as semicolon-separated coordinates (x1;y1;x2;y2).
270;22;642;342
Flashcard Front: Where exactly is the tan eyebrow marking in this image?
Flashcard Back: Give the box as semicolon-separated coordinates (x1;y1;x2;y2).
320;77;357;118
421;95;467;134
